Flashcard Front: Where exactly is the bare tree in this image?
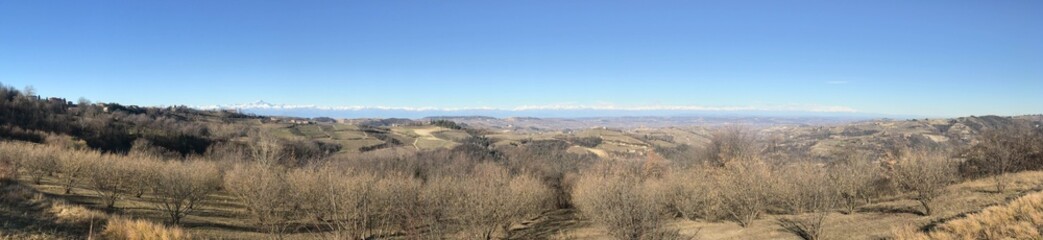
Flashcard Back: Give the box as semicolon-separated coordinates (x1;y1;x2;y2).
151;160;221;225
224;164;294;235
657;168;723;221
965;126;1033;193
892;148;958;216
126;157;160;198
85;155;135;210
248;131;287;166
22;147;57;184
455;163;552;240
55;149;93;194
572;162;676;240
287;167;380;239
716;158;772;227
706;125;760;166
775;162;839;240
828;154;881;214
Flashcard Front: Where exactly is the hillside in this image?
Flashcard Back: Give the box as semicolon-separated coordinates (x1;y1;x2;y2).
2;84;1043;240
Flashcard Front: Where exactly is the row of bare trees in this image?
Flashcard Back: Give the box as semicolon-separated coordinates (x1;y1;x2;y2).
3;140;558;239
224;161;553;239
4;139;559;238
0;141;221;225
571;126;962;240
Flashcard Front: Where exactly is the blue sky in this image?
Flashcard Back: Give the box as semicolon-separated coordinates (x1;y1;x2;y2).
1;0;1040;117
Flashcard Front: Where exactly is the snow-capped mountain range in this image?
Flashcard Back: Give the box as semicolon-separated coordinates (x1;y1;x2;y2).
194;101;906;120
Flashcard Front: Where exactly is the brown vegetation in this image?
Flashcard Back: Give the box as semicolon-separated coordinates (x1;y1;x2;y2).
2;85;1042;240
101;217;191;240
572;162;678;240
893;191;1043;239
892;148;960;216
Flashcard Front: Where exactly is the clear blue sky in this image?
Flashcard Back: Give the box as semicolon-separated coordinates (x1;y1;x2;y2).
1;0;1040;117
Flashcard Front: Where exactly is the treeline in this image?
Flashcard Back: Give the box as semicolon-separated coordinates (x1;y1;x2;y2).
0;82;255;154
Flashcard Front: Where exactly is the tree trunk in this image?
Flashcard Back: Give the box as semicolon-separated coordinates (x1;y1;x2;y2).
919;199;932;216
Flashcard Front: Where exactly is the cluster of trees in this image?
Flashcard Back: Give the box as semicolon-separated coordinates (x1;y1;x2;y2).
0;141;221;225
571;128;961;240
0;82;255;154
224;161;552;239
960;123;1043;192
0;139;556;239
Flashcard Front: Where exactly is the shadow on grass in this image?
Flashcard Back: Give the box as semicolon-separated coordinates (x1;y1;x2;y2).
858;204;925;216
0;180;94;237
509;209;588;240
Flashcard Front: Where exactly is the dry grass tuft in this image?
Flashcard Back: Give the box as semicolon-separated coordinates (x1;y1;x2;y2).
49;201;105;225
893;191;1043;239
100;217;191;240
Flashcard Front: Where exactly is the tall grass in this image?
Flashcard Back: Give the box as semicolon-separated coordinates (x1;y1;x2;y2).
893;191;1043;239
101;217;191;240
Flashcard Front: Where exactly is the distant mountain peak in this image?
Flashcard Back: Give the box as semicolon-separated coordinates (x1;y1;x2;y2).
190;101;905;120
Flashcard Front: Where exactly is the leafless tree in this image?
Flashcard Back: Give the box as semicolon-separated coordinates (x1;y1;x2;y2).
85;155;135;210
892;148;958;216
775;162;839;240
224;164;294;236
454;163;552;240
22;147;57;184
705;125;760;166
572;162;679;240
716;158;772;227
828;153;882;214
656;168;723;221
151;160;221;225
964;126;1036;193
55;149;93;194
248;131;287;166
